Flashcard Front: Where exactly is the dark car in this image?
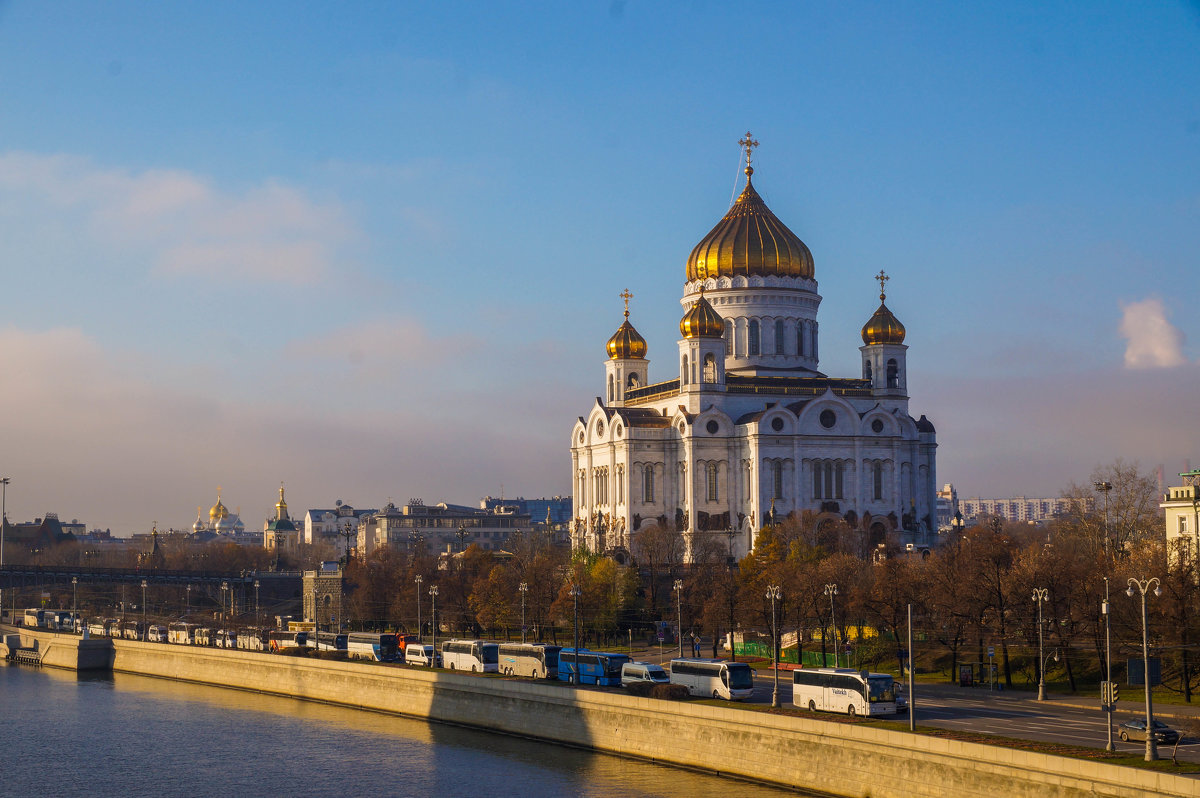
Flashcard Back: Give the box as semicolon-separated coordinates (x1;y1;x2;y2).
1118;718;1179;744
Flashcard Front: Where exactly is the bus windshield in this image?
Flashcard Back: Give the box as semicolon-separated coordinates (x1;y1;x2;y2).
604;655;630;677
868;676;896;703
481;645;498;665
726;663;754;690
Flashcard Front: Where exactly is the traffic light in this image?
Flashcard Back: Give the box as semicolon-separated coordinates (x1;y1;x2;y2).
1111;682;1118;704
1101;682;1111;704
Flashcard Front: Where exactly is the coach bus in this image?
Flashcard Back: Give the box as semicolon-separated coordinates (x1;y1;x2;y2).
346;632;396;661
792;667;898;717
168;622;199;645
237;628;269;651
558;648;629;686
497;643;561;678
668;658;754;700
268;631;308;652
314;631;348;654
440;639;499;672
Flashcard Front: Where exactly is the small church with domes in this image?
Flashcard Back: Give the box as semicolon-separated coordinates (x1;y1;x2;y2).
570;135;937;563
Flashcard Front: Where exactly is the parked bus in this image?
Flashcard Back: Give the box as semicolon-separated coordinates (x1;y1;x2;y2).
215;629;238;649
23;608;46;628
122;621;144;641
668;658;754;700
792;668;897;717
316;631;349;654
497;643;560;679
87;620;108;638
103;618;121;638
146;625;168;643
268;631;308;652
440;639;499;672
557;648;629;686
346;632;397;661
168;622;199;645
237;628;269;651
194;627;213;646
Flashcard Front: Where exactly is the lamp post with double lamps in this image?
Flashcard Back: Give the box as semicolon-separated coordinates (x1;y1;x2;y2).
72;577;78;634
519;582;528;643
824;584;839;667
1;476;10;619
254;580;261;628
766;584;782;707
1127;577;1162;761
1094;481;1112;556
140;579;148;640
428;584;438;666
1032;588;1049;700
414;574;423;642
673;579;684;657
571;583;582;685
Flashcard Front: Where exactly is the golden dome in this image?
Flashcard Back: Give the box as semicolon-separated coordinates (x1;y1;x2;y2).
276;483;289;521
861;272;905;345
607;317;647;360
680;288;726;338
686;160;814;282
209;493;229;522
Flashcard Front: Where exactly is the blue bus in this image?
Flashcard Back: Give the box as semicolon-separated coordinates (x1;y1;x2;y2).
557;648;630;686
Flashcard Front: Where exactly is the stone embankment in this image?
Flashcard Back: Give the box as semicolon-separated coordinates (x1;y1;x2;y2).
5;626;1196;798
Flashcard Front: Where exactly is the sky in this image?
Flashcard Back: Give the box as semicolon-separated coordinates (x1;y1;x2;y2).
0;2;1196;534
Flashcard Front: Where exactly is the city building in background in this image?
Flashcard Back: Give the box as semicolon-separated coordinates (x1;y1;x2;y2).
190;490;257;544
1162;469;1200;566
263;484;300;555
479;496;572;525
356;499;533;559
303;562;344;629
304;501;376;546
570;140;938;563
958;495;1091;525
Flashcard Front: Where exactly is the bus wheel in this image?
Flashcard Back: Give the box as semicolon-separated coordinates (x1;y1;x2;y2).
809;700;817;712
847;705;856;718
472;665;478;673
713;691;720;699
450;663;455;670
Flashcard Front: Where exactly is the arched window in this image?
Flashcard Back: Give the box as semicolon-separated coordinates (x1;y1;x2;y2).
812;460;845;500
873;462;883;501
797;323;805;357
643;466;655;504
681;355;689;385
608;374;615;402
864;360;873;382
774;319;785;354
706;462;719;502
772;461;783;500
703;353;717;383
627;372;640;390
617;465;624;505
886;358;899;389
748;320;760;356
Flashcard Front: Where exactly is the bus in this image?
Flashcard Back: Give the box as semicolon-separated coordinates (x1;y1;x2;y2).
23;608;47;628
87;620;108;638
146;625;168;643
215;629;238;649
668;658;754;700
792;668;897;717
237;628;269;651
346;632;397;661
557;648;629;686
316;631;349;654
440;640;499;672
497;643;561;679
268;631;308;652
168;622;199;645
122;621;144;641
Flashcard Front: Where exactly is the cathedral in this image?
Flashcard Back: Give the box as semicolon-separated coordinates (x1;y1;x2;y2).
569;136;937;563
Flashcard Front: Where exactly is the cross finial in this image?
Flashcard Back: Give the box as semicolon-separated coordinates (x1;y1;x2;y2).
875;270;889;301
738;131;759;177
619;288;633;317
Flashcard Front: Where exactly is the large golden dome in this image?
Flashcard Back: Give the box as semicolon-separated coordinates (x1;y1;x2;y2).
680;288;726;338
686;166;814;282
861;272;906;345
209;496;228;522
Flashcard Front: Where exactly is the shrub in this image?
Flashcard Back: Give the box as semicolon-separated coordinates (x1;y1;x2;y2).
624;681;654;697
650;684;689;700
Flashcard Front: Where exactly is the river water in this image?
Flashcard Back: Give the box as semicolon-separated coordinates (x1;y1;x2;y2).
0;663;796;797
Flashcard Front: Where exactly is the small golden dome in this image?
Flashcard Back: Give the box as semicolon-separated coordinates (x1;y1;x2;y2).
606;316;647;360
861;302;906;345
680;288;726;338
686;166;813;282
209;494;228;522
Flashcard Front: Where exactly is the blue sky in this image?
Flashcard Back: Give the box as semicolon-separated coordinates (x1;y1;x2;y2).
0;2;1196;532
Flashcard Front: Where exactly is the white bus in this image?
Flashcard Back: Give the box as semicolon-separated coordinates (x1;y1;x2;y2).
497;643;561;678
237;628;268;651
168;622;199;645
792;668;897;717
441;639;499;673
668;658;755;700
146;625;168;643
346;632;397;661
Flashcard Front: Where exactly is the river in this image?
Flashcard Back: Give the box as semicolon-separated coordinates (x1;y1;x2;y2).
0;663;798;797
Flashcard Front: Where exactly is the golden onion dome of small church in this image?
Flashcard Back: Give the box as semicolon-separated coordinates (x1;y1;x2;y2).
606;289;648;360
686;132;814;282
209;489;229;522
680;286;726;339
276;483;289;520
861;270;906;345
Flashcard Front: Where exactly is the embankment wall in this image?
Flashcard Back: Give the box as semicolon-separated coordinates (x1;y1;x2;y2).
9;627;1197;798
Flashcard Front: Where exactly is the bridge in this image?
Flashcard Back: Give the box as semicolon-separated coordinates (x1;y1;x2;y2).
0;564;301;590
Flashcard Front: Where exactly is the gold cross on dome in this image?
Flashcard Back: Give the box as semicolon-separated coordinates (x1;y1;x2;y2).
619;288;633;317
875;270;889;300
738;131;759;171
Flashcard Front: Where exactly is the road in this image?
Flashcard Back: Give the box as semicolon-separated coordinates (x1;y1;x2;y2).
746;670;1200;766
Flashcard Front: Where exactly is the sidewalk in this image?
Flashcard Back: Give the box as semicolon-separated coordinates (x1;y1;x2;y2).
912;679;1200;723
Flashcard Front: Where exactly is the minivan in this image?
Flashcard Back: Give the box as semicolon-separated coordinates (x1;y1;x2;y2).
405;643;439;666
621;661;669;687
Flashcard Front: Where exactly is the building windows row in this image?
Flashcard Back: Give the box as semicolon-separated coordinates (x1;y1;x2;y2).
812;460;845;500
725;317;818;360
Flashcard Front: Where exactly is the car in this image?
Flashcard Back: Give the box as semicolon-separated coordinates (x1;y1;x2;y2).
405;643;440;667
1118;718;1179;744
621;661;669;688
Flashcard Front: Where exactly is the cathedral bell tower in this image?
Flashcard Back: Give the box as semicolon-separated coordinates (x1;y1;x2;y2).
604;289;648;407
678;286;727;410
859;271;908;397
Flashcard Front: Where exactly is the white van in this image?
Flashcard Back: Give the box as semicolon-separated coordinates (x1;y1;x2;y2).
621;661;669;688
405;643;439;666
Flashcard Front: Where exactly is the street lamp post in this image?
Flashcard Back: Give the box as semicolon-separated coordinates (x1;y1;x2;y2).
311;586;319;647
1032;588;1049;700
457;525;467;554
1127;577;1162;761
1;476;10;620
141;579;148;640
519;582;528;643
824;584;839;668
673;579;683;658
1103;577;1114;751
72;577;78;634
766;584;781;708
221;581;229;632
1094;481;1112;557
185;584;191;617
428;585;438;666
571;583;582;685
254;580;261;628
724;526;737;662
414;575;423;642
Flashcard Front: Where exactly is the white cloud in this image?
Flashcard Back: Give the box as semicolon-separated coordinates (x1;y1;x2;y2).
0;152;356;285
1119;297;1186;369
